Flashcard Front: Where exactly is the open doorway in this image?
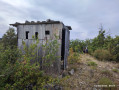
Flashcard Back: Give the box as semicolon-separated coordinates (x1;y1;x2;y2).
61;28;65;69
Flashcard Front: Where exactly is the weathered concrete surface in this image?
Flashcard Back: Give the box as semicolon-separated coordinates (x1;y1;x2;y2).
11;20;71;74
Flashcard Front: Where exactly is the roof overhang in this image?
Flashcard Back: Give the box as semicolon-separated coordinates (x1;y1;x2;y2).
66;26;72;30
10;19;61;27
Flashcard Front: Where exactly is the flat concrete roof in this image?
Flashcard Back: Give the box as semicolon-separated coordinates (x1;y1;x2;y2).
10;19;72;30
10;19;61;27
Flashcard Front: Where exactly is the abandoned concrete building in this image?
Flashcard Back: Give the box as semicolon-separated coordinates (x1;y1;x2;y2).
10;19;72;73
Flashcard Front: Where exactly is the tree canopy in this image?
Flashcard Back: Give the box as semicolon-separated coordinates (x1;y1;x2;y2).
2;28;17;49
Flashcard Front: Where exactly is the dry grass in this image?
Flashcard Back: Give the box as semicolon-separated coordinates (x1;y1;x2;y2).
61;54;119;90
101;70;113;77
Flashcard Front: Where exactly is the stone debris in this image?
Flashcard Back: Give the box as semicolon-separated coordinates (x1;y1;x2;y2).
68;69;74;75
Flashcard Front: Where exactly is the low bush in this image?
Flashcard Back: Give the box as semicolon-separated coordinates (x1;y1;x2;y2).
0;35;61;89
0;56;59;90
93;49;112;61
87;61;97;66
98;77;114;85
112;69;119;73
68;48;81;64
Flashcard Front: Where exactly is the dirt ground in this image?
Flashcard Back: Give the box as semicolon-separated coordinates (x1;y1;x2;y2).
61;54;119;90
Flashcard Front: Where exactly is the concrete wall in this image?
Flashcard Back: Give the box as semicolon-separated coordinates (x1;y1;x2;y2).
17;23;63;73
63;26;70;69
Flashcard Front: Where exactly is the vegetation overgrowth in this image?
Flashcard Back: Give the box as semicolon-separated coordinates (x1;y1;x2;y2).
70;26;119;62
0;28;62;89
1;25;119;89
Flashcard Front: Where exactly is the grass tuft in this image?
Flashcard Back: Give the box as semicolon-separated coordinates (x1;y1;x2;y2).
101;70;112;76
87;61;97;66
112;69;119;73
98;77;114;85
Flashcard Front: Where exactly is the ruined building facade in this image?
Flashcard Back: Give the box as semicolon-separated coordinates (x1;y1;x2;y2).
10;19;72;73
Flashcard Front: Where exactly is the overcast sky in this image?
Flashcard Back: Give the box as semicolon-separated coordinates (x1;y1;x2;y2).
0;0;119;40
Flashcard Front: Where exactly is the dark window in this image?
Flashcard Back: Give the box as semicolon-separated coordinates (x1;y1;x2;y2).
35;32;38;39
45;31;50;35
26;31;29;39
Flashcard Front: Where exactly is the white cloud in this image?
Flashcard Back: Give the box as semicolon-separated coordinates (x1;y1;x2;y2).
1;0;31;8
0;0;119;40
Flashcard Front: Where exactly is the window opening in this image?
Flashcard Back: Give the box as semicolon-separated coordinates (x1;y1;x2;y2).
35;32;38;39
26;31;29;39
45;31;50;35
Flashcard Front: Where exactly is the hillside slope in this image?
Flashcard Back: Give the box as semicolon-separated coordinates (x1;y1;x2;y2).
62;54;119;90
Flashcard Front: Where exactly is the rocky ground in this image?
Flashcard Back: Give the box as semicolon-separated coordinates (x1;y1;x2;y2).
61;54;119;90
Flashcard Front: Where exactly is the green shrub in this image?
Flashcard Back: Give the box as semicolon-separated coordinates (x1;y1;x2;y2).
68;48;81;64
112;69;119;73
0;35;60;89
13;64;56;89
1;28;17;49
98;77;114;85
87;61;97;66
91;66;97;70
42;35;60;67
93;49;112;61
0;46;21;64
0;61;57;90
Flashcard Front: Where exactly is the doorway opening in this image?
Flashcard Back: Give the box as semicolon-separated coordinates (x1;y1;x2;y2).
61;28;65;70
